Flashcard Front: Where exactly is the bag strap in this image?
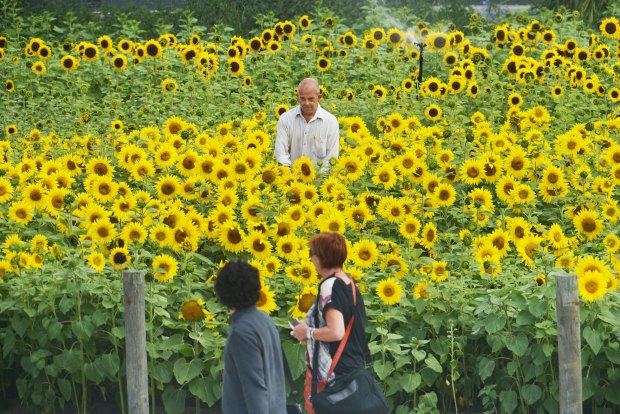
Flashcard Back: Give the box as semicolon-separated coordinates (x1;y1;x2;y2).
311;280;356;397
281;347;302;406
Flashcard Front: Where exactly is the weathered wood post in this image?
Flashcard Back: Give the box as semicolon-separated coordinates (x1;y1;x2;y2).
554;271;582;414
123;270;149;414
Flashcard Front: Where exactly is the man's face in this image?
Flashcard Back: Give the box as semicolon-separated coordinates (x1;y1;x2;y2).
297;85;321;118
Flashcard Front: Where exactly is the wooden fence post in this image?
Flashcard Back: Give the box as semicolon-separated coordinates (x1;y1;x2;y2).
554;271;582;414
123;270;149;414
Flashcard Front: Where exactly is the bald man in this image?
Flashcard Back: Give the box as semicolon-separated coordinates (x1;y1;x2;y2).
274;78;340;173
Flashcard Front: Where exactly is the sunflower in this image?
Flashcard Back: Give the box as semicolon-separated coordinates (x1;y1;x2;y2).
4;124;17;136
179;299;207;321
601;199;619;223
218;221;245;253
603;234;620;254
459;158;485;185
244;231;273;260
156;174;181;200
510;183;536;206
506;216;531;244
256;284;277;315
227;57;244;76
152;254;178;282
88;218;117;244
8;201;34;226
431;182;456;207
371;163;397;190
551;85;564;98
31;61;46;76
546;223;569;249
419;222;438;250
504;147;530;179
80;42;99;62
573;209;603;240
516;235;543;266
144;39;162;58
111;54;127;70
120;222;148;244
0;177;13;204
97;35;113;51
600;17;620;39
430;261;449;282
290;286;317;319
386;28;404;46
86;252;106;272
413;281;430;299
290;156;314;182
424;104;442;121
21;183;47;210
507;92;523;106
60;55;79;71
578;271;608;302
349;239;379;269
376;277;403;305
400;217;421;240
110;246;131;270
316;56;331;72
371;84;388;102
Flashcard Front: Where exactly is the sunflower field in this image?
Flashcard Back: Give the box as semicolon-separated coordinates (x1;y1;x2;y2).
1;1;620;413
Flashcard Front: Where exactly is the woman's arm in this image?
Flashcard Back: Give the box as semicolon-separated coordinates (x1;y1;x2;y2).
292;307;345;343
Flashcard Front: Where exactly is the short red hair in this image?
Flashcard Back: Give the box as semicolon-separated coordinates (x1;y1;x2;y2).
309;232;347;269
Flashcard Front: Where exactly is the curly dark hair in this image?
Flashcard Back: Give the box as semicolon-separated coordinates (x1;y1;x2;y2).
214;261;261;310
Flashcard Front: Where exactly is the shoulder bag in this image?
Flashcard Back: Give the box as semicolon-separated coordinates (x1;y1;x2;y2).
310;280;389;414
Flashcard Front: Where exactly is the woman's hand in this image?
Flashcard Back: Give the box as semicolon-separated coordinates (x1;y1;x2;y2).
291;320;309;343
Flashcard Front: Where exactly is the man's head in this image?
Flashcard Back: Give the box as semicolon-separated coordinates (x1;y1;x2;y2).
297;78;321;118
214;261;260;310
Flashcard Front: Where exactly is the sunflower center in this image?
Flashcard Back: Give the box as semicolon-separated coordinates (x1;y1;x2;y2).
582;218;596;232
585;280;599;293
383;286;395;296
162;183;175;195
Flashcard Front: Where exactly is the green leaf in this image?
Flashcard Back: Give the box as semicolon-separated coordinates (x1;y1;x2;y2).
420;367;438;388
515;310;534;326
411;348;426;362
112;326;125;339
606;384;620;404
499;390;518;413
528;301;546;318
605;348;620;364
152;360;174;384
59;296;74;314
542;343;554;357
188;377;215;405
425;354;443;373
11;315;29;337
478;357;495;381
484;313;506;334
583;326;602;355
3;329;15;358
401;372;421;393
522;383;542;405
282;341;306;378
162;385;187;414
505;333;529;357
47;320;63;341
85;361;104;384
373;361;394;381
98;353;119;379
173;357;204;385
57;378;72;401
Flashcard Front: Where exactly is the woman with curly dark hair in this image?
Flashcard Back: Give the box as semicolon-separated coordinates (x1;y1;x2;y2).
215;261;286;414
